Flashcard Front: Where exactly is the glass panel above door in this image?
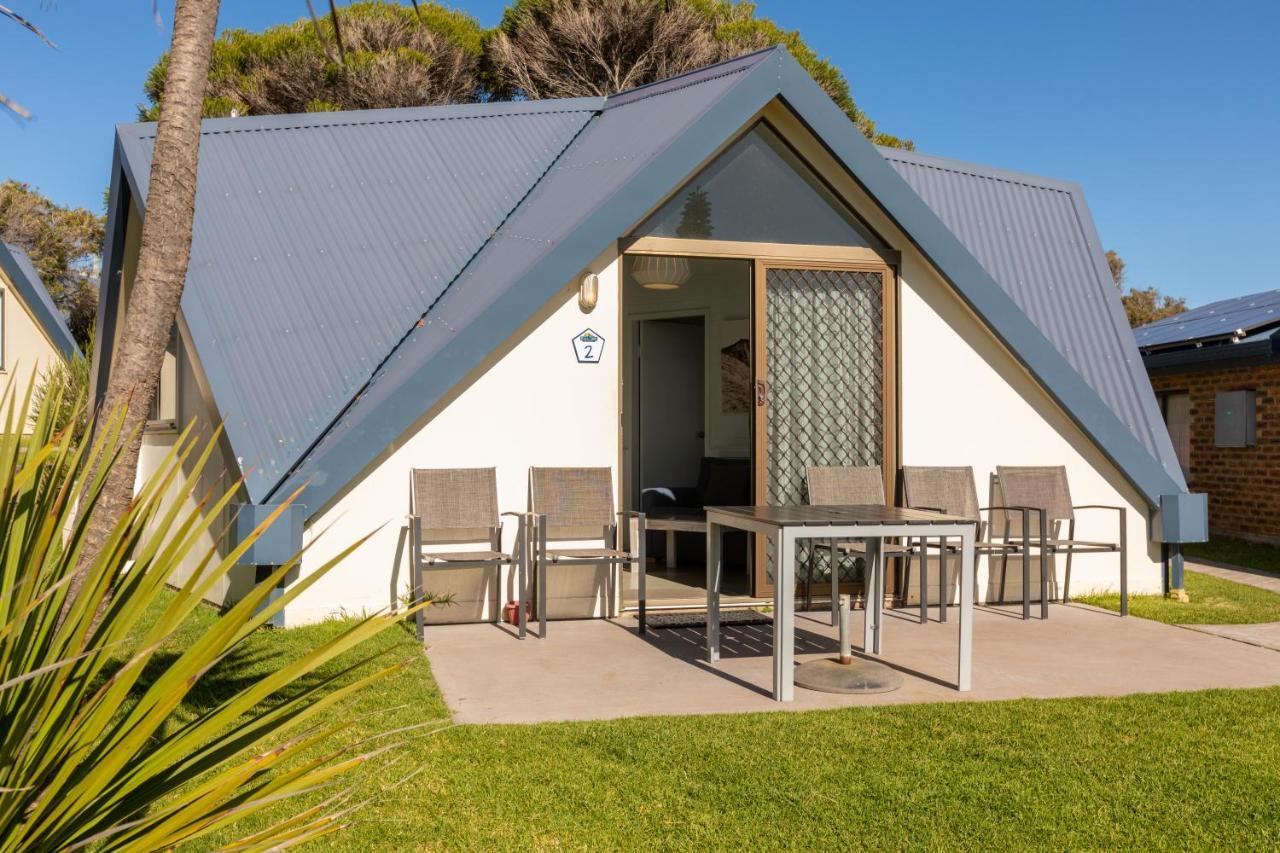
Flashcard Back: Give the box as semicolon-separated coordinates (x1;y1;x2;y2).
631;123;887;251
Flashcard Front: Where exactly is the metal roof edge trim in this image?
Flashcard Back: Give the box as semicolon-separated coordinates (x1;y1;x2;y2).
91;148;129;406
774;55;1182;508
876;146;1082;195
0;242;80;360
273;51;788;515
115;96;605;140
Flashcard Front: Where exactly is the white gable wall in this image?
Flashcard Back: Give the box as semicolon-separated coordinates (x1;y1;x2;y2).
0;265;70;423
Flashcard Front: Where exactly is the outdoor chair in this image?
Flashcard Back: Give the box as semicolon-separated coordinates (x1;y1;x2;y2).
993;465;1128;617
529;467;647;637
901;466;1030;623
409;468;532;642
804;465;920;625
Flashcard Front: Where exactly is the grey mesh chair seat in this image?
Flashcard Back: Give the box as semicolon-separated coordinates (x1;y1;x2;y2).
994;465;1128;618
422;549;510;563
530;467;646;638
410;467;531;641
545;547;631;561
902;466;1031;625
804;464;923;625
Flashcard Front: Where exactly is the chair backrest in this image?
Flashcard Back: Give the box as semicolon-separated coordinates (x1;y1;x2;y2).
995;465;1075;523
410;468;499;545
805;465;885;506
530;467;615;541
901;466;980;521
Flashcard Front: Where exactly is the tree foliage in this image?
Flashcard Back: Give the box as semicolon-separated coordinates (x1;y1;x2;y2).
1107;249;1187;328
140;1;486;119
0;374;427;849
0;180;103;348
485;0;911;148
1123;286;1187;329
138;0;909;148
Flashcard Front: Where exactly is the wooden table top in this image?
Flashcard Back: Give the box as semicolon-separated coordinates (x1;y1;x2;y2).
704;504;974;527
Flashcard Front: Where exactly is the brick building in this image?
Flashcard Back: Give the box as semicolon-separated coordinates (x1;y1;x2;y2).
1137;293;1280;545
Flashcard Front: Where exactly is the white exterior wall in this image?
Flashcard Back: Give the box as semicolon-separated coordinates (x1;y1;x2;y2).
287;249;623;626
897;254;1158;603
0;267;70;423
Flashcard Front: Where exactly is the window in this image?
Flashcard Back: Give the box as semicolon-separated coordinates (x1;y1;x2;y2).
147;325;179;426
1159;391;1191;473
631;123;887;251
1215;390;1256;448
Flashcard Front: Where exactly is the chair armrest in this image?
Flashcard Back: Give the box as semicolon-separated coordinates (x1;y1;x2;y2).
911;505;946;514
1072;504;1125;512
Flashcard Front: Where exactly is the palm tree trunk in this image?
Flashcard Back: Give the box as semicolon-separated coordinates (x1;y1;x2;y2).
70;0;221;597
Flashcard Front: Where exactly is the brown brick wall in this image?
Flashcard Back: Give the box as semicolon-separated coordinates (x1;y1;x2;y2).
1149;363;1280;544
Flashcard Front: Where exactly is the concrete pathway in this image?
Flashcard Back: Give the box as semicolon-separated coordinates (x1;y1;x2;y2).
1186;559;1280;593
423;603;1280;724
1181;559;1280;651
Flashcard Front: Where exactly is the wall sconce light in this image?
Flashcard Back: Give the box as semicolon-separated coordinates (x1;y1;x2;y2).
578;272;599;313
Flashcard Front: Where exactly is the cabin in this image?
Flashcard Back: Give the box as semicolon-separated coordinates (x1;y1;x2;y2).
0;241;80;421
94;48;1203;625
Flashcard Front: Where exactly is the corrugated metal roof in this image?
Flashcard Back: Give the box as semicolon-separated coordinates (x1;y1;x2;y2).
108;46;1190;521
0;242;80;359
116;99;600;501
1134;288;1280;350
880;147;1185;490
271;50;776;502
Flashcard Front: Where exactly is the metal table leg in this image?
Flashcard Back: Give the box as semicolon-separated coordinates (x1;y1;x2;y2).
706;520;722;662
773;529;796;701
958;524;975;691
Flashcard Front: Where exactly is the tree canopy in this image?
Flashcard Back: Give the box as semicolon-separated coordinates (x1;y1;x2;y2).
1106;248;1186;328
140;1;486;119
139;0;910;148
0;180;102;347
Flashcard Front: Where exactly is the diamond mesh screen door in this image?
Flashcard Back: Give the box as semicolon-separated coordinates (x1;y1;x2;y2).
755;265;891;593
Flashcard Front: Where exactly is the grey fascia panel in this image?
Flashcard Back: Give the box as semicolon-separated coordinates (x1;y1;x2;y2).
768;54;1184;508
90;148;129;406
0;242;79;360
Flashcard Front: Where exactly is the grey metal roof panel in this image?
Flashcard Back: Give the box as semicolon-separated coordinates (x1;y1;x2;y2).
879;146;1185;491
273;47;1188;519
0;242;80;360
271;48;775;503
1134;288;1280;349
117;100;599;500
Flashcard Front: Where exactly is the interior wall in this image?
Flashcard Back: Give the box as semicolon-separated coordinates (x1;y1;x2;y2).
624;256;752;461
637;316;705;490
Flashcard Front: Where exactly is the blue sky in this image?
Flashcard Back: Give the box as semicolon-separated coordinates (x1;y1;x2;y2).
1;0;1276;306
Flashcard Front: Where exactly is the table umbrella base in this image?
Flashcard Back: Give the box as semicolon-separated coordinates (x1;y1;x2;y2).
794;657;903;694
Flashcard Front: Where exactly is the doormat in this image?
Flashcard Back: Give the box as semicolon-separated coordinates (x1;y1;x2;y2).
645;610;772;629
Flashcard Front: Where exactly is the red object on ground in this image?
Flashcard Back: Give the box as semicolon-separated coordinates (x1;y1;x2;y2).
504;600;526;625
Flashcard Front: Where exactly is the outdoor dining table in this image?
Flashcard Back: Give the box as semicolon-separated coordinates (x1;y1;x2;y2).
705;505;978;701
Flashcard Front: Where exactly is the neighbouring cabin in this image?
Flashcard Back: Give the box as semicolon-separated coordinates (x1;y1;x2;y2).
95;48;1203;626
0;242;80;423
1138;291;1280;544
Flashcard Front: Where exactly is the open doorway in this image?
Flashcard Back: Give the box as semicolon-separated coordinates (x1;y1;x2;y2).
623;255;755;605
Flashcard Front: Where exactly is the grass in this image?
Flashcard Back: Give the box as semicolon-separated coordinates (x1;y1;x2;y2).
1075;569;1280;625
129;593;1280;850
1185;536;1280;575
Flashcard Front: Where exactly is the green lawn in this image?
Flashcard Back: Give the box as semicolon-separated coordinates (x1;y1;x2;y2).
1185;536;1280;575
137;597;1280;850
1074;569;1280;625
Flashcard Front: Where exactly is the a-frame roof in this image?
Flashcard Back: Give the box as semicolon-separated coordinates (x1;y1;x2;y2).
108;47;1185;517
0;242;80;360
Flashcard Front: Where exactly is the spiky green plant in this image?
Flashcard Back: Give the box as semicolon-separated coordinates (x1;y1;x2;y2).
0;374;425;850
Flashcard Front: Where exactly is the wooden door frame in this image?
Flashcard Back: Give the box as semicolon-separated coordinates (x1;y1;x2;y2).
620;240;900;599
751;257;899;597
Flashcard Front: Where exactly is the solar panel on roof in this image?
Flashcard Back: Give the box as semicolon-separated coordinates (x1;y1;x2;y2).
1133;289;1280;348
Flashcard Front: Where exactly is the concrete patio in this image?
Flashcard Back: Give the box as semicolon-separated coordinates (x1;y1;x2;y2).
424;602;1280;723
